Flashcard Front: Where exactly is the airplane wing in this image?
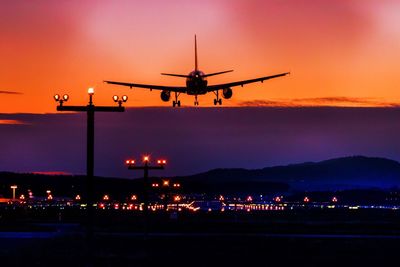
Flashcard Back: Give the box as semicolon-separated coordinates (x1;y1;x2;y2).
104;80;187;93
206;72;290;91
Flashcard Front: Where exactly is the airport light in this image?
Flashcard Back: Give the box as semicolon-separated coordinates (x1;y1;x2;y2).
332;196;338;203
19;194;25;200
173;195;181;211
54;88;126;244
10;185;17;200
304;196;310;203
125;155;167;237
53;93;69;107
46;190;53;200
112;95;128;107
75;195;81;201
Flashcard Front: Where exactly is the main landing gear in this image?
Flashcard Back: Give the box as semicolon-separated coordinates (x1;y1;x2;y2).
172;92;181;107
194;95;199;106
213;90;222;105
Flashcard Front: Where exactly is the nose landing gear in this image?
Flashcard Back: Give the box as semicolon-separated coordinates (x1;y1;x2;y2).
173;100;181;107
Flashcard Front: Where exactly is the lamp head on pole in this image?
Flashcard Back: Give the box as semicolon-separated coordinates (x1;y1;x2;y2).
157;159;167;166
125;159;135;166
54;93;68;106
88;87;95;95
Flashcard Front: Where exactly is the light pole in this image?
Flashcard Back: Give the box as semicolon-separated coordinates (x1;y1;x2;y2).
54;88;126;243
10;185;17;200
125;156;166;236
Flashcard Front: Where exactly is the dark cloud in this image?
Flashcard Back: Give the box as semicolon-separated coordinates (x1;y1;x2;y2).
1;107;400;179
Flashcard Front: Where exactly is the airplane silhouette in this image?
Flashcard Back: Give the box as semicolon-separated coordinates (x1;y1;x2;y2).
105;36;289;107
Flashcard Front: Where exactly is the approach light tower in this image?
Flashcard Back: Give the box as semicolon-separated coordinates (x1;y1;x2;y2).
125;156;166;236
54;88;127;242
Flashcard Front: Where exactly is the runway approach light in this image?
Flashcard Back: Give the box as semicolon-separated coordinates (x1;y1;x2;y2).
125;159;135;165
157;159;167;165
143;156;150;163
53;93;69;106
113;95;128;106
88;87;94;95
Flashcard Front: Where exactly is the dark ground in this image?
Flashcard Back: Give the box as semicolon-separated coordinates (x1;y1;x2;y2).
1;208;400;267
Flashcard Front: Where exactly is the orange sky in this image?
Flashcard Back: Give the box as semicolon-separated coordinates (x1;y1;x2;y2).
1;0;400;113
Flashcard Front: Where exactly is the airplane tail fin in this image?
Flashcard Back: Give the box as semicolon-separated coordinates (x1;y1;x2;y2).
195;35;198;71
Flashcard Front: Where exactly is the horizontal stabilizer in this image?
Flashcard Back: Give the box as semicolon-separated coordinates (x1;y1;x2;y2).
161;73;190;78
203;70;233;78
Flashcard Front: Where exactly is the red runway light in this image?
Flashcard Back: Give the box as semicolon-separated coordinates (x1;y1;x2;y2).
125;159;135;165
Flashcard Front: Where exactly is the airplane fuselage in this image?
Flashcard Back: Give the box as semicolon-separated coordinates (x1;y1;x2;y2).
186;70;208;95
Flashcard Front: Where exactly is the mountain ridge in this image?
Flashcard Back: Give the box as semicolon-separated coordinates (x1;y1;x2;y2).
181;156;400;190
1;156;400;196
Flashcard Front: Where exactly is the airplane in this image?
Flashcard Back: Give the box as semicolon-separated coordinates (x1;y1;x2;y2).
104;36;289;107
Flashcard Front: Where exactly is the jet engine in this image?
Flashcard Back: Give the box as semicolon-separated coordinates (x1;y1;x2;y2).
160;90;171;102
222;88;233;99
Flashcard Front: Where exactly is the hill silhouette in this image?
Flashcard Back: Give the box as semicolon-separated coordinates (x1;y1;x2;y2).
181;156;400;190
1;156;399;199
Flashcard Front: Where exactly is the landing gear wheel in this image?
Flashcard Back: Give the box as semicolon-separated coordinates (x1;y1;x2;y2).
177;100;181;107
173;101;176;107
214;99;217;105
218;99;222;105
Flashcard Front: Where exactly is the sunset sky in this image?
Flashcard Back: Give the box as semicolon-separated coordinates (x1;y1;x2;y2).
1;1;400;177
1;0;400;113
